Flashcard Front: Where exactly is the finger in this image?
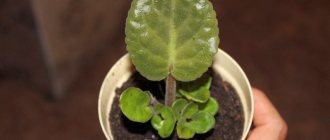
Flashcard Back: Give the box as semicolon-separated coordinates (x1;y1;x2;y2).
247;88;287;140
252;88;282;126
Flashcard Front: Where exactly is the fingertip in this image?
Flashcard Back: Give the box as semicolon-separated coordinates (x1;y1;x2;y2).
252;88;266;101
251;87;281;126
250;87;288;140
252;87;263;94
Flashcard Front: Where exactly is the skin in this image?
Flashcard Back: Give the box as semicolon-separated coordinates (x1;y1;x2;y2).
247;88;288;140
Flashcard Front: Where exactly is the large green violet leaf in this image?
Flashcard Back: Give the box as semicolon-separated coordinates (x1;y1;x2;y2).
126;0;219;81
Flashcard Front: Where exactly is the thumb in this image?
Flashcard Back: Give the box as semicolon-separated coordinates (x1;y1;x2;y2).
247;88;287;140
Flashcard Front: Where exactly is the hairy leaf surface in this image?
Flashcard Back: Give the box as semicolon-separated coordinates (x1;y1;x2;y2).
126;0;219;81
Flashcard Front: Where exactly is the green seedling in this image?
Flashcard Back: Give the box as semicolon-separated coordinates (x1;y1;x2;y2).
119;0;220;139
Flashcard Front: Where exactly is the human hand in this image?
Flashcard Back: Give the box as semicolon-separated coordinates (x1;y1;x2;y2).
247;88;288;140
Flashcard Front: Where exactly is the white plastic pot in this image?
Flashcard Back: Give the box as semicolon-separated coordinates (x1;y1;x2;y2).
98;49;254;140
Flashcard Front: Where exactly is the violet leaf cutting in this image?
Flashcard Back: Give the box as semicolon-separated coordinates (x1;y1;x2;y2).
125;0;219;81
119;0;221;138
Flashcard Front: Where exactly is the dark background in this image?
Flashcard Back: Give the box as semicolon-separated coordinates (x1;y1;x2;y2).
0;0;329;139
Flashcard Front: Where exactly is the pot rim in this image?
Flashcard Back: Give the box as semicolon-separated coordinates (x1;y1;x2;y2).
98;49;254;140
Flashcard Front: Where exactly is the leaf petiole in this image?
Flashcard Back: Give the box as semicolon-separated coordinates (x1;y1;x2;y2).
165;74;176;106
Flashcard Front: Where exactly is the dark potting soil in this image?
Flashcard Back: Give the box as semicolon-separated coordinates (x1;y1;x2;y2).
109;69;244;140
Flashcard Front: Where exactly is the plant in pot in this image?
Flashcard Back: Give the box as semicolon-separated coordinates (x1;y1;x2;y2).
99;0;253;140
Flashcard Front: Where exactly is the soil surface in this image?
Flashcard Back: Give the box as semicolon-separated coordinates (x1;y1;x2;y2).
109;69;244;140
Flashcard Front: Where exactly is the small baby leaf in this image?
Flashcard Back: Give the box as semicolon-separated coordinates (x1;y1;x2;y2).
177;119;195;139
119;87;153;123
185;111;215;134
152;101;165;114
199;97;219;116
151;106;176;138
175;102;199;139
126;0;219;81
172;99;188;119
182;103;199;118
175;102;216;138
178;75;212;103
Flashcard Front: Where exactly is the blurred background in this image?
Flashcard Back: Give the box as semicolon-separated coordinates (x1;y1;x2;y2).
0;0;329;139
